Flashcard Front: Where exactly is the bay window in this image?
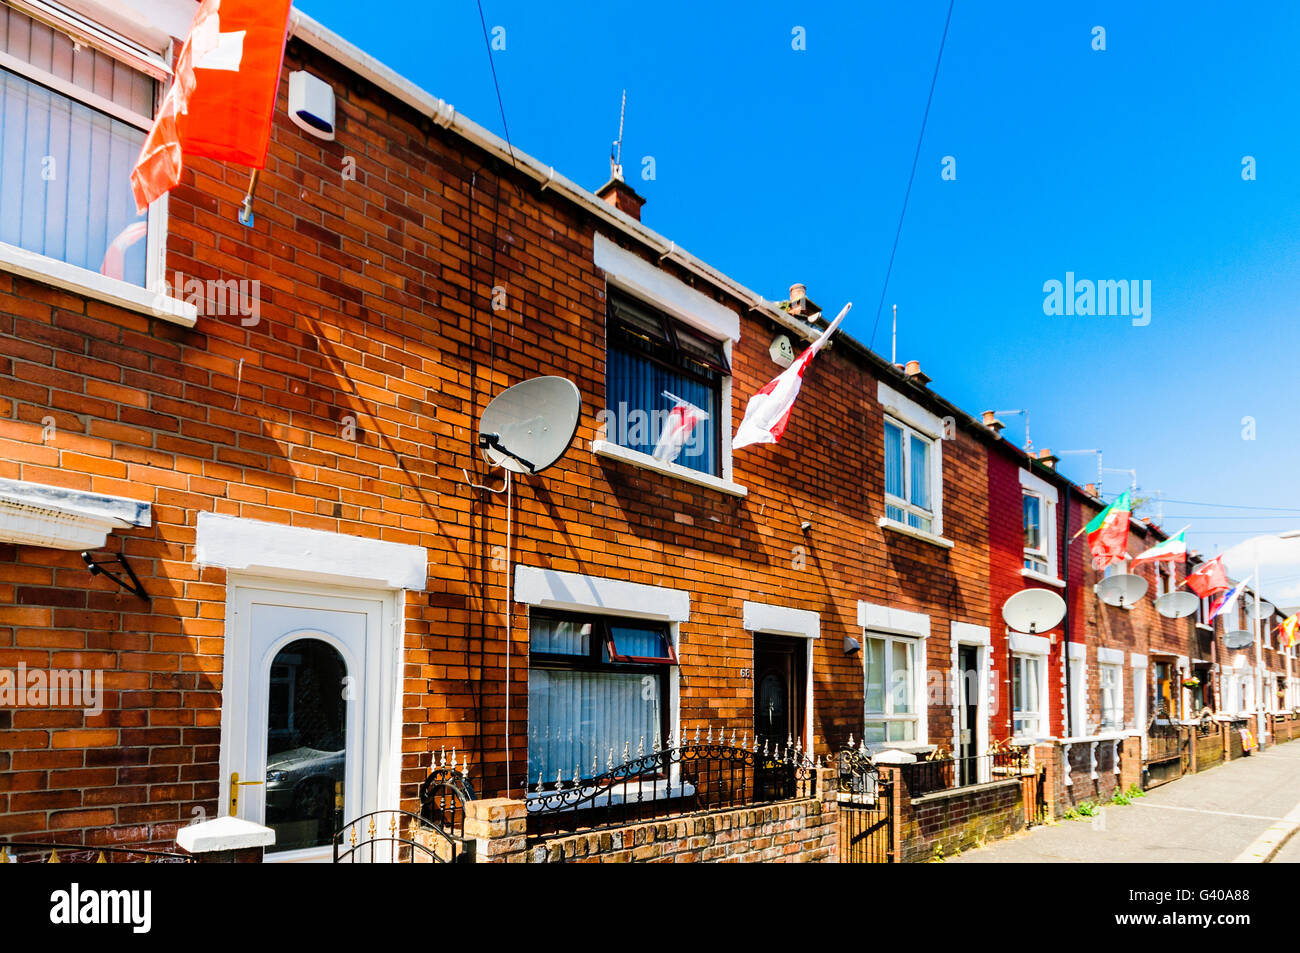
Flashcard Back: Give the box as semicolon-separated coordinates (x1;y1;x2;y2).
863;632;919;743
605;289;727;477
0;3;160;287
528;611;676;787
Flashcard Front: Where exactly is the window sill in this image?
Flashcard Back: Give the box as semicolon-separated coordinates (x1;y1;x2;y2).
877;518;953;549
1195;623;1213;632
591;440;747;497
0;240;196;328
1021;567;1066;589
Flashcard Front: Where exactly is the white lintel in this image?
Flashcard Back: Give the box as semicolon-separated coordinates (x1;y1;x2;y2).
514;565;689;622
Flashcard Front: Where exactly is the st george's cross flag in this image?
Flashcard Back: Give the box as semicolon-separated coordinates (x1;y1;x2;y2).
732;303;851;450
1184;554;1232;598
131;0;294;212
1131;529;1188;567
651;393;709;465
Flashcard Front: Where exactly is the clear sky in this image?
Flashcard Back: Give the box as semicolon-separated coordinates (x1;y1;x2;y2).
296;0;1300;603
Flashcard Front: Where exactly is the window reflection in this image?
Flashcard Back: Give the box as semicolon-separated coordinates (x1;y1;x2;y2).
264;639;347;852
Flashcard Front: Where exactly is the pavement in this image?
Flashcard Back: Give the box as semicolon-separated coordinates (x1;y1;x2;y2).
948;739;1300;863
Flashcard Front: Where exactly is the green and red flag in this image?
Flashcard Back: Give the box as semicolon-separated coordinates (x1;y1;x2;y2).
1079;491;1131;570
1131;529;1187;567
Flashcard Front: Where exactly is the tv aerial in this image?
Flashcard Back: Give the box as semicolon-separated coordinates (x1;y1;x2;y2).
1094;573;1148;609
1154;590;1199;619
1002;588;1067;634
1224;630;1255;651
477;376;581;475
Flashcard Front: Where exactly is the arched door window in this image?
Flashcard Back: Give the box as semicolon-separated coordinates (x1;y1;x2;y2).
264;639;347;852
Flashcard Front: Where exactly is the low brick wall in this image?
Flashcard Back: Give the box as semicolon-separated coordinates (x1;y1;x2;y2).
1037;736;1139;819
465;767;838;863
895;778;1024;863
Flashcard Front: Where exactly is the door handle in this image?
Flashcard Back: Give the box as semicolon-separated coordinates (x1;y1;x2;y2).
229;771;263;817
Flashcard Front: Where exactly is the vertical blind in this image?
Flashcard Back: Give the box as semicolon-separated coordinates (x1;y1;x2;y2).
607;345;718;476
0;5;152;285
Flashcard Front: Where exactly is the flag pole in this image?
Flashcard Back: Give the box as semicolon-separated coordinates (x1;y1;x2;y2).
238;169;261;227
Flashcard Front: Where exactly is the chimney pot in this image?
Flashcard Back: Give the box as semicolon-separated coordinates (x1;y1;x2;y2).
1036;448;1058;469
1084;482;1098;497
981;410;1005;435
903;360;931;385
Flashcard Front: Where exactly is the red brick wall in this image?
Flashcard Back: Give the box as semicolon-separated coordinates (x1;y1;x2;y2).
0;38;1001;846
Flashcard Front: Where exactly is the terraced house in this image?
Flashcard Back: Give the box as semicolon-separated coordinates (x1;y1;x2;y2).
0;0;1296;864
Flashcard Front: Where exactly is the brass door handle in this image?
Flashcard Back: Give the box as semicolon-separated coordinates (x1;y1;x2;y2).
229;771;264;817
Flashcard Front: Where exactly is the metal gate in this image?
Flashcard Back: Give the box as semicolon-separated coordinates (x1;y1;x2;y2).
836;747;894;863
333;759;476;863
1020;764;1047;826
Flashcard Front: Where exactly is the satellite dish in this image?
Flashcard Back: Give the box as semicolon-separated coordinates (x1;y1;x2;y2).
478;377;581;474
1224;629;1255;650
1094;573;1149;608
1002;588;1066;634
1154;590;1199;619
1244;598;1275;621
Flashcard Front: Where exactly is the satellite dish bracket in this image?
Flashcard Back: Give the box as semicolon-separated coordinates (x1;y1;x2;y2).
478;432;537;474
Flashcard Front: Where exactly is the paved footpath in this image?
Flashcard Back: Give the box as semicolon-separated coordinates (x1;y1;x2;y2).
950;740;1300;863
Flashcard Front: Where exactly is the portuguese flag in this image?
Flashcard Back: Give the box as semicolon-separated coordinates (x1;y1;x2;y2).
1082;491;1131;570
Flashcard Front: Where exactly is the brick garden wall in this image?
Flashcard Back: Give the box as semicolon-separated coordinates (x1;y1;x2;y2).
896;777;1024;863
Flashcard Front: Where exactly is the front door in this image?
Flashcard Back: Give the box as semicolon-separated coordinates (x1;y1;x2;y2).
221;578;399;863
958;645;979;784
753;634;806;754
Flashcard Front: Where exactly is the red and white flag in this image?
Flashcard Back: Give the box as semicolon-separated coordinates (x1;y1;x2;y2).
733;303;851;450
1185;554;1231;598
131;0;294;212
652;393;708;464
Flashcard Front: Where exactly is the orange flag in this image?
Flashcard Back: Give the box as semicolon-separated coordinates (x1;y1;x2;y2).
131;0;293;212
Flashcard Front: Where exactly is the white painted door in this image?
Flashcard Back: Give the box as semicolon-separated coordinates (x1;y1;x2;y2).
220;578;399;863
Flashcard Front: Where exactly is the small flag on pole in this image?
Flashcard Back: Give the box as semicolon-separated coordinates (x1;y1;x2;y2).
131;0;294;212
651;392;708;465
1279;613;1300;648
1130;528;1188;567
733;303;851;450
1185;555;1231;598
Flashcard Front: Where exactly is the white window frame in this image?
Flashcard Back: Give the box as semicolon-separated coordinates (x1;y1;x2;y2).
1066;643;1087;736
950;622;991;768
877;382;947;544
1009;632;1050;742
1099;662;1124;732
0;4;187;322
857;601;930;752
591;234;744;497
1019;469;1063;586
1131;654;1148;756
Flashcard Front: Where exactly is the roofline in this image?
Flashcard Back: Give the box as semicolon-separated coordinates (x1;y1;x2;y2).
289;10;1162;543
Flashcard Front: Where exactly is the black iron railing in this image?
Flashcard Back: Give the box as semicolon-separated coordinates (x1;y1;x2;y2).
836;745;894;863
418;757;476;838
897;748;1031;798
526;731;816;839
0;841;193;863
333;809;475;863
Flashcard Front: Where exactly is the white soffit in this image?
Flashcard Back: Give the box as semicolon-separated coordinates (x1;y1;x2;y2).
594;233;741;342
194;513;428;590
0;476;150;550
743;601;820;639
514;565;689;622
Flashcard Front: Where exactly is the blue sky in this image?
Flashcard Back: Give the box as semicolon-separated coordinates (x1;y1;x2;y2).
297;0;1300;601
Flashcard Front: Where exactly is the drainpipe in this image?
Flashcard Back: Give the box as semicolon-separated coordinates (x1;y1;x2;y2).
1063;483;1074;737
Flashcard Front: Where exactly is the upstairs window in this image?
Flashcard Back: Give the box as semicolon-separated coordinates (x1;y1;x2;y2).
605;290;727;477
0;4;159;286
884;418;934;533
1022;492;1048;574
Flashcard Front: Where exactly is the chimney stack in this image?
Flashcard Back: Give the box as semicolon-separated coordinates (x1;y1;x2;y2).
785;283;823;320
596;157;647;221
1036;447;1058;470
1084;482;1098;497
981;411;1005;437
